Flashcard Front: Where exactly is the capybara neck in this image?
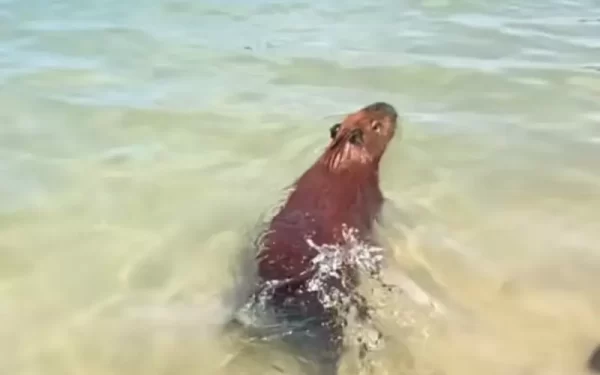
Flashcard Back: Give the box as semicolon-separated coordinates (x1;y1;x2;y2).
318;147;384;178
278;157;383;245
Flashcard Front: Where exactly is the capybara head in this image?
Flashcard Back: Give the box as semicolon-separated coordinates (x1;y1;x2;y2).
324;102;398;170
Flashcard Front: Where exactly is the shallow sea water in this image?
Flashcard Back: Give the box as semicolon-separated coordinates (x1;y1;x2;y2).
1;0;600;374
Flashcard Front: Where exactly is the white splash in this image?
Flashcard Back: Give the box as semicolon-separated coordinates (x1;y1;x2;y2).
304;224;385;310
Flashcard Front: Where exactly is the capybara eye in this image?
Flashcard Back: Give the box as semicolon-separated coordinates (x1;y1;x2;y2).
330;123;341;139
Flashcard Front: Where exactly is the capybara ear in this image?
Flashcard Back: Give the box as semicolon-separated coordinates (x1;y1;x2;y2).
329;123;341;139
589;344;600;372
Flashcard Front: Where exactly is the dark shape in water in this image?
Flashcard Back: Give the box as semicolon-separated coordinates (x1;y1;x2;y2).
238;102;400;374
589;344;600;373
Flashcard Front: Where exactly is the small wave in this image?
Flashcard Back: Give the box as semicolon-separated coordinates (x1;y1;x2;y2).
233;223;446;365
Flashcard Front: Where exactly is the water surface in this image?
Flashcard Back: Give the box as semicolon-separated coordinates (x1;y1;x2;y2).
1;0;599;374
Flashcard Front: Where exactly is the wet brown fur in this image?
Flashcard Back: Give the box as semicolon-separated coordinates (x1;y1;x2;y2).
251;102;399;372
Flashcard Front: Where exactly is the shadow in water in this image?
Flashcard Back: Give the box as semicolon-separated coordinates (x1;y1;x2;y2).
589;344;600;373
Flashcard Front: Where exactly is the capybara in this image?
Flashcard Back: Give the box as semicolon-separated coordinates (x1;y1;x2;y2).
248;102;399;374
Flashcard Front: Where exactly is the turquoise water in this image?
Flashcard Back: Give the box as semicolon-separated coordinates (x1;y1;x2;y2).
1;1;599;374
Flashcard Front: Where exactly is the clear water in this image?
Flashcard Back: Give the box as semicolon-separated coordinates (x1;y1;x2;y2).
1;0;599;374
